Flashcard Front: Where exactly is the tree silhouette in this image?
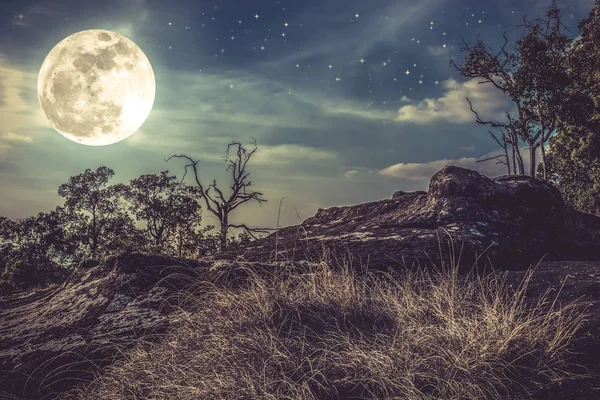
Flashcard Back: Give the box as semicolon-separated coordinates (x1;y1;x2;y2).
541;1;600;215
451;1;573;177
0;208;75;288
58;167;133;259
125;171;203;254
168;139;275;251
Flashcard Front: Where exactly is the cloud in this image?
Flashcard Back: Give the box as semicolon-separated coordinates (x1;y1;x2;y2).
251;144;339;166
379;156;506;181
395;78;511;124
400;95;412;103
0;58;48;152
1;132;33;143
380;147;543;184
257;0;450;70
427;44;455;56
344;170;359;179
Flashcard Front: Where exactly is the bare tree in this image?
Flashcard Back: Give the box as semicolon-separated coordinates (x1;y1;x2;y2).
167;139;275;251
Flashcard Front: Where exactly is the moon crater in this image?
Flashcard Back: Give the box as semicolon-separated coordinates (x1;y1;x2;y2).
38;29;155;146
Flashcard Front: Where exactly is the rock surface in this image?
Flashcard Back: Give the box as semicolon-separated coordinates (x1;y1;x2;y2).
226;166;600;271
0;253;206;400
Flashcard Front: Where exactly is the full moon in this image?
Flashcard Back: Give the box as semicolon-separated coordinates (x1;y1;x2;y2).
37;30;155;146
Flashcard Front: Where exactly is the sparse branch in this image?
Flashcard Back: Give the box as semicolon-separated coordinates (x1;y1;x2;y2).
168;139;268;251
228;223;277;240
466;98;510;129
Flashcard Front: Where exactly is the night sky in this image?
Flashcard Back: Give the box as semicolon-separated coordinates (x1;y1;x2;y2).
0;0;594;229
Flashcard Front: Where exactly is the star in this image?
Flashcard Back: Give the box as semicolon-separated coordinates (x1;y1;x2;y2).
411;37;415;42
221;48;225;53
355;13;360;18
296;64;300;68
18;14;23;20
231;36;235;40
168;45;172;50
168;22;172;26
284;22;289;27
382;62;387;66
443;44;447;48
430;21;434;25
359;58;365;64
405;70;410;75
478;19;482;23
416;40;420;44
255;14;260;19
418;80;423;84
328;64;333;69
229;84;234;89
413;63;417;67
443;32;447;36
335;77;341;81
238;20;243;24
435;80;440;85
260;45;265;50
281;33;286;37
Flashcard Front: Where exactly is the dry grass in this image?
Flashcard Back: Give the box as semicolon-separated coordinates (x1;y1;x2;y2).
63;250;586;400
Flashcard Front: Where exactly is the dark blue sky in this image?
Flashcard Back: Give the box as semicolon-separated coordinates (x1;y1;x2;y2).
0;0;594;228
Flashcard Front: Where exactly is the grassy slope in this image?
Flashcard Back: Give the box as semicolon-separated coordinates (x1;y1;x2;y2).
63;253;585;400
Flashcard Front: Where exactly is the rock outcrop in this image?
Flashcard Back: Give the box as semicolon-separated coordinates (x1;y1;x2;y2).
226;166;600;271
0;253;206;400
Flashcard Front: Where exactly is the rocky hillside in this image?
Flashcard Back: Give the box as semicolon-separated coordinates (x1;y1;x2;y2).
0;253;207;400
226;166;600;270
1;166;599;399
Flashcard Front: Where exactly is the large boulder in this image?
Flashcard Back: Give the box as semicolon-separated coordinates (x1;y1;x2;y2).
0;253;206;400
224;166;600;270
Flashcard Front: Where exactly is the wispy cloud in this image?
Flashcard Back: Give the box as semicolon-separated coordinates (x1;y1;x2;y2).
0;58;48;153
1;132;33;143
257;0;450;70
380;147;542;184
427;44;456;57
252;144;339;166
395;78;511;124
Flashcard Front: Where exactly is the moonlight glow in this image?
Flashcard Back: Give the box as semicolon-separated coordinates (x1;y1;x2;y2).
37;30;155;146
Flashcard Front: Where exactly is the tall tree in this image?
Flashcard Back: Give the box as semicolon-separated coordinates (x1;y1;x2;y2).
451;1;573;177
541;0;600;215
125;171;203;254
168;139;274;251
58;167;133;259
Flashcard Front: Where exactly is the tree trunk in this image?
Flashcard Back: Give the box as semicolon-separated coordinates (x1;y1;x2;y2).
529;142;537;177
504;146;511;175
91;213;97;259
540;133;547;180
514;143;525;175
219;214;229;252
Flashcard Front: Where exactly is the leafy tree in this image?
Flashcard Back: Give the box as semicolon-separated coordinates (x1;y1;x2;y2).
0;208;76;288
58;167;134;259
125;171;203;254
168;139;274;251
540;1;600;215
451;1;574;178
